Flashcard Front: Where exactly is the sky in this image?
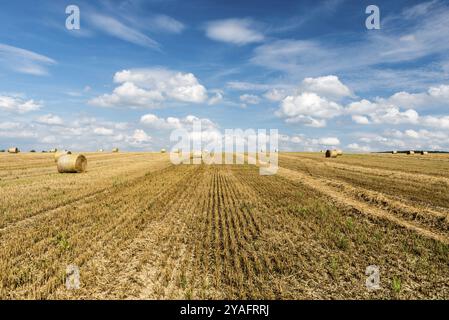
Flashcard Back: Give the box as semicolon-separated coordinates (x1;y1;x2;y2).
1;0;449;152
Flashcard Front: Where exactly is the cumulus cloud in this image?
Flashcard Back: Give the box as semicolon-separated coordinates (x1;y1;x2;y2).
93;127;114;136
422;115;449;129
352;115;370;124
386;84;449;109
0;113;159;151
36;114;64;125
347;143;371;152
208;90;224;105
355;128;449;151
205;18;264;45
227;81;273;91
0;95;41;113
318;137;340;146
0;122;21;130
263;88;288;101
140;113;218;131
130;129;152;144
276;92;343;127
89;68;208;108
300;75;352;100
347;98;420;125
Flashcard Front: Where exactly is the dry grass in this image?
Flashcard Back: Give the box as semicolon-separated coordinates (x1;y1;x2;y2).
0;152;448;299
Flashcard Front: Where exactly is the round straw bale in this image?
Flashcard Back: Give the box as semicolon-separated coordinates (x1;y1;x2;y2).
8;147;19;153
407;150;415;155
112;148;119;153
325;150;338;158
392;150;398;154
420;151;428;155
54;150;72;162
161;149;166;153
336;149;343;156
57;154;87;173
49;148;58;153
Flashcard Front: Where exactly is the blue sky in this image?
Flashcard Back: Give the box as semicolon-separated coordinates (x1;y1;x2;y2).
1;0;449;152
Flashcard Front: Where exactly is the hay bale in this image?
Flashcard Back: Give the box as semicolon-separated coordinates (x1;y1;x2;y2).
112;148;119;153
336;149;343;156
325;150;338;158
49;148;58;153
407;150;415;155
8;147;19;153
161;149;166;153
98;149;104;152
420;151;428;155
392;150;398;154
54;150;72;162
57;154;87;173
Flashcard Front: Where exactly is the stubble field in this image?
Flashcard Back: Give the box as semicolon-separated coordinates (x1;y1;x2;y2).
0;152;448;299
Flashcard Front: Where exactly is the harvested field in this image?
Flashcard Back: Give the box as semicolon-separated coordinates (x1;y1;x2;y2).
0;152;448;299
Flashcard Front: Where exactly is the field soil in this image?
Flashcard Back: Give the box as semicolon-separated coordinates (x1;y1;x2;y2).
0;152;448;299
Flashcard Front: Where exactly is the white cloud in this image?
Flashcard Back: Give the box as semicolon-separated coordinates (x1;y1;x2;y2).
131;129;152;143
227;81;272;91
370;107;419;125
151;15;185;33
356;127;449;151
89;82;164;108
88;13;160;49
140;114;217;131
347;99;419;125
140;114;178;129
89;68;208;108
300;75;352;100
422;115;449;129
318;137;340;146
240;94;261;105
277;92;343;126
0;43;56;76
205;18;264;45
0;122;20;130
0;95;41;113
285;115;326;128
250;2;449;84
208;90;224;105
347;143;371;152
352;115;370;124
264;88;287;101
93;127;114;136
386;84;449;109
251;39;328;73
36;114;63;125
